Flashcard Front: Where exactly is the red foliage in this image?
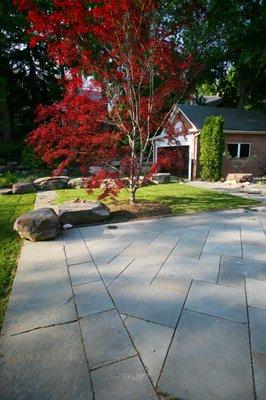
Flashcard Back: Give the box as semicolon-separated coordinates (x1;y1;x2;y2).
157;147;186;175
28;76;121;176
15;0;196;201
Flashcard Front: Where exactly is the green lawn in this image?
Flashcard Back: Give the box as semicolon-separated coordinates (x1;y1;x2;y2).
57;183;259;214
0;193;36;330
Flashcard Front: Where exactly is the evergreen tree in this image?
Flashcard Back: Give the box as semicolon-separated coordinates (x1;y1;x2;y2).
200;116;224;181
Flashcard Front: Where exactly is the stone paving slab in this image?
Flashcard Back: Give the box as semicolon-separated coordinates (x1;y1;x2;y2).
199;252;221;264
185;280;247;323
158;309;253;400
108;222;162;239
89;239;132;263
118;257;165;285
2;242;76;335
246;278;266;309
120;231;162;245
121;242;172;262
249;306;266;355
203;225;242;257
127;285;187;328
220;256;266;281
152;272;191;293
125;316;173;385
0;322;93;400
64;239;93;266
80;309;136;369
252;353;266;400
69;262;101;286
61;227;84;241
218;271;245;289
170;228;209;259
241;225;266;247
96;256;134;286
79;225;114;241
243;245;266;261
159;255;220;284
108;279;148;315
148;230;181;249
74;281;114;318
91;356;158;400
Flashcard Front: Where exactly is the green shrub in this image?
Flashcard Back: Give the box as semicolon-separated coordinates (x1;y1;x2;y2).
200;116;224;181
21;145;46;170
0;172;22;187
0;171;46;188
0;140;22;163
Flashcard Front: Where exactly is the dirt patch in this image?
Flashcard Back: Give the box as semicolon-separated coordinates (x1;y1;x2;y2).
107;200;172;222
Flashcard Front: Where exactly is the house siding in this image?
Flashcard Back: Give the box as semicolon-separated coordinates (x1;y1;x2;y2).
222;133;266;177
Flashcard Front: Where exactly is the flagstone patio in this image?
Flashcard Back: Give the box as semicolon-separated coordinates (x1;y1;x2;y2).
1;207;266;399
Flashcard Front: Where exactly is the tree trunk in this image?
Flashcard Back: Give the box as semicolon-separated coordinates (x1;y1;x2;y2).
130;187;137;204
238;79;247;109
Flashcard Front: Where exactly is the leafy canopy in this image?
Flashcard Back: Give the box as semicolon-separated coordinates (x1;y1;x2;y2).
16;0;195;201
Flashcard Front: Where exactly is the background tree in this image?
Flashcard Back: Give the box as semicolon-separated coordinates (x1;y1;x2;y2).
17;0;194;203
0;0;62;143
163;0;266;111
200;115;224;181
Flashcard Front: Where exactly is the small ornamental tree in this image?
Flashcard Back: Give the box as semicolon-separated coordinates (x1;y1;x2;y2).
15;0;195;203
200;115;224;181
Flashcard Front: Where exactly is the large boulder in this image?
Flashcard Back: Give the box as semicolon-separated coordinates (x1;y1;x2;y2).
14;208;61;241
0;188;13;196
34;176;70;190
68;177;88;189
58;201;110;225
151;173;171;184
12;182;37;194
226;173;253;183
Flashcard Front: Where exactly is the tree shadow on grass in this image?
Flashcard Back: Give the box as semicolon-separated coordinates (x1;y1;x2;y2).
151;194;258;214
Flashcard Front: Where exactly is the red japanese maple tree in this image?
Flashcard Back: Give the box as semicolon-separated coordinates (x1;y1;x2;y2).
16;0;194;203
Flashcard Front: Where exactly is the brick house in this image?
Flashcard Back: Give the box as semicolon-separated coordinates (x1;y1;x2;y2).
152;104;266;180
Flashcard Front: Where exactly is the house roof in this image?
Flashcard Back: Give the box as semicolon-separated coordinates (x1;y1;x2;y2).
178;104;266;132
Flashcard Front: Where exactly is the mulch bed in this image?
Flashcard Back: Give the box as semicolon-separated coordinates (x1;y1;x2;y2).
107;200;172;222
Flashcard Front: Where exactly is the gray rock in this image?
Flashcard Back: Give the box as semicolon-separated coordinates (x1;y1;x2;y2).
34;176;70;190
12;181;37;194
14;207;61;241
226;173;253;183
0;188;13;195
68;177;88;189
152;172;171;184
58;201;110;225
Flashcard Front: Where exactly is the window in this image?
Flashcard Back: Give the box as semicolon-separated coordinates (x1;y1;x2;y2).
239;143;250;157
227;143;250;158
227;143;238;158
